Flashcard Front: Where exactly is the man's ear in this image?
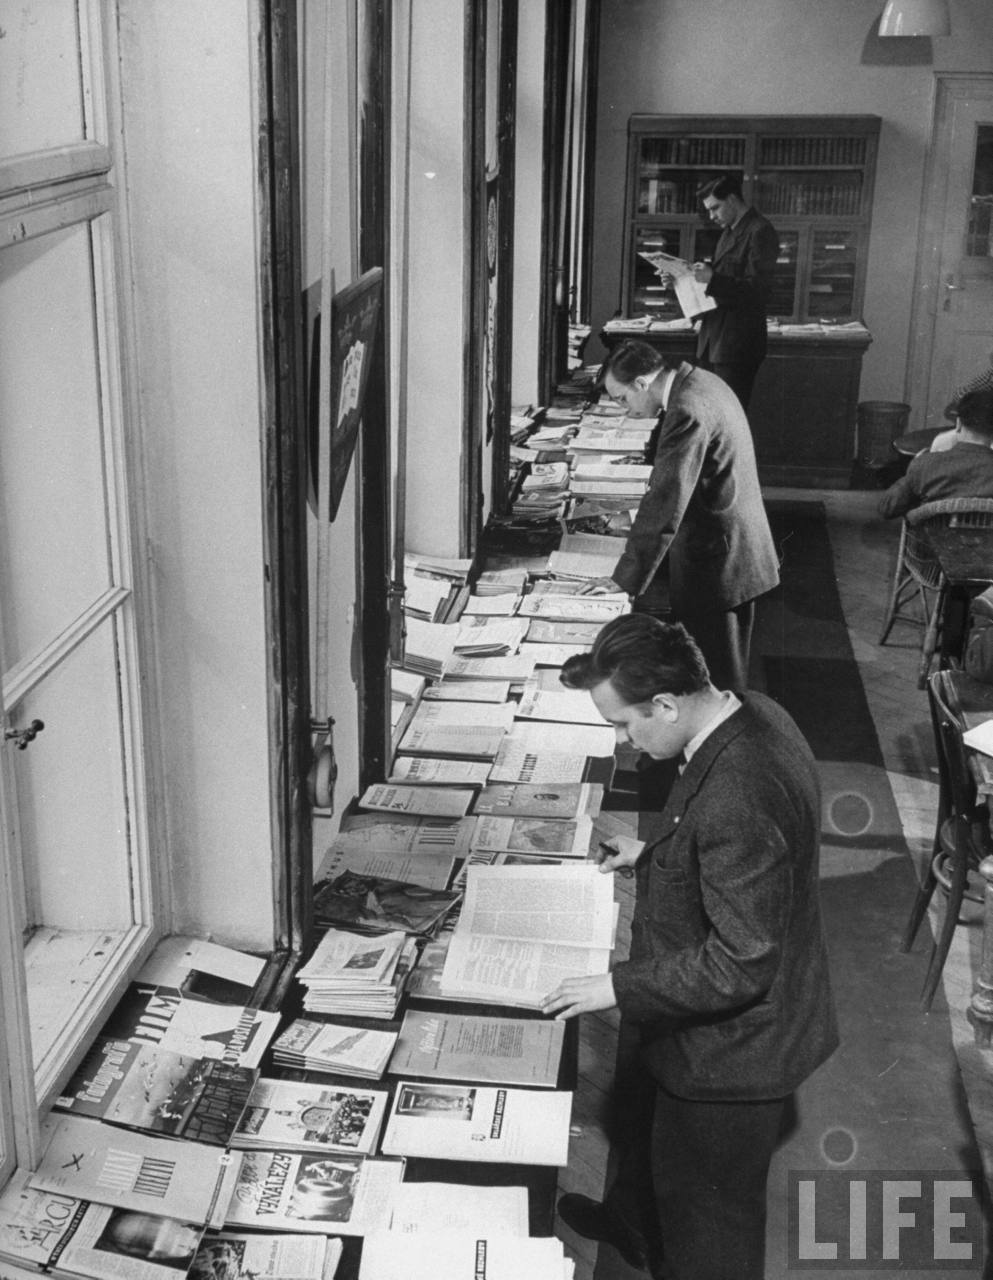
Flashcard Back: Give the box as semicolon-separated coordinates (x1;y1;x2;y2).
650;692;679;720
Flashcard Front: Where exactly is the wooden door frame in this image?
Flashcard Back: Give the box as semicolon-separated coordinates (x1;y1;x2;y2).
254;0;310;987
907;73;993;429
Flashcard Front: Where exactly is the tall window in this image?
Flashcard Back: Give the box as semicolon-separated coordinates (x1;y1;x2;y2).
0;0;158;1173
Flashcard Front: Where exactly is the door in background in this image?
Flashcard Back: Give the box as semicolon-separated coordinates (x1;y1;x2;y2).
910;74;993;430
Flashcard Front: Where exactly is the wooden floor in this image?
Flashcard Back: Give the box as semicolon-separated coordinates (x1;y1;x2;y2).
552;486;993;1279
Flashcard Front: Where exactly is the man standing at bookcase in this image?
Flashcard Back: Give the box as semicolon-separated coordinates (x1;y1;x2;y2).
686;172;779;410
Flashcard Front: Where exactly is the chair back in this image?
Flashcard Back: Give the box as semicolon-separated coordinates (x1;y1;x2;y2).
907;498;993;587
928;669;978;821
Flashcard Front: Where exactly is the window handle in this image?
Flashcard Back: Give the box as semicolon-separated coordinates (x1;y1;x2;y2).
4;719;44;750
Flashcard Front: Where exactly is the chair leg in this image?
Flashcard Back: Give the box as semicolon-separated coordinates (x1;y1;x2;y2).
901;829;942;952
920;838;971;1011
879;529;909;646
917;581;946;690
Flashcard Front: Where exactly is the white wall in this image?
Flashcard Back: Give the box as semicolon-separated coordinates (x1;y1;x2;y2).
511;0;546;409
589;0;993;410
402;0;469;557
116;1;275;947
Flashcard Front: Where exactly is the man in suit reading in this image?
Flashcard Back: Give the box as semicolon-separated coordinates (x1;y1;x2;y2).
582;338;779;691
543;614;839;1280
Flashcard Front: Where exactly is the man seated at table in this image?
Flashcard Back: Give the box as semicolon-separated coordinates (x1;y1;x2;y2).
930;344;993;452
878;387;993;519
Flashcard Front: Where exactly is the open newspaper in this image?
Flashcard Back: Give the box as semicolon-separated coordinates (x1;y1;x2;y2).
439;863;615;1008
638;249;717;320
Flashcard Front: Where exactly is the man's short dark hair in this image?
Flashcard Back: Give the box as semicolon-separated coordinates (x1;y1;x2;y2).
560;614;710;703
697;172;744;202
602;339;671;387
957;387;993;438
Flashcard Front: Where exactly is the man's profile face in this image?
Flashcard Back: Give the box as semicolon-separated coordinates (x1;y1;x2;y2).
590;678;682;760
703;194;736;228
604;371;656;419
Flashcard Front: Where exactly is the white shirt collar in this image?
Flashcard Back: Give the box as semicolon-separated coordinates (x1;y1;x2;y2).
658;367;678;410
682;691;742;767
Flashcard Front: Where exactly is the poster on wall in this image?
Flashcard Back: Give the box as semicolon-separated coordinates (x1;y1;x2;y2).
485;167;499;444
310;267;383;521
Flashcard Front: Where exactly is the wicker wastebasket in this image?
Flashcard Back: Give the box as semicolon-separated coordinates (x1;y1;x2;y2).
857;400;911;469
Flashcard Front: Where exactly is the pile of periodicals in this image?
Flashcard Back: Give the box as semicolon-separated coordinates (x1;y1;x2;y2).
295;927;422;1019
0;937;409;1280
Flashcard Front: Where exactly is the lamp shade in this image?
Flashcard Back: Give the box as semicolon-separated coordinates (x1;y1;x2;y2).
878;0;951;35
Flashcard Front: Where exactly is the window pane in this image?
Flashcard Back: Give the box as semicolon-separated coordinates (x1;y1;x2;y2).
11;616;135;933
0;0;86;159
808;229;858;319
0;224;113;671
966;124;993;257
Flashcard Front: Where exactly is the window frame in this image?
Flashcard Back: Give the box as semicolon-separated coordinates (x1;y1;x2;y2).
0;0;164;1170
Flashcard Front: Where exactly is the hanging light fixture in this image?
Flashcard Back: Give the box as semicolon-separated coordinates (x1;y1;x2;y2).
878;0;951;35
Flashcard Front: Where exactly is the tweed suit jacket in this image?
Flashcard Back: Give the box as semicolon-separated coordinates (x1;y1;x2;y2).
695;205;779;367
611;364;780;611
611;693;839;1101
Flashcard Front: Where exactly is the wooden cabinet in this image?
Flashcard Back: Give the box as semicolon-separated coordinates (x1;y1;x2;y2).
622;114;880;325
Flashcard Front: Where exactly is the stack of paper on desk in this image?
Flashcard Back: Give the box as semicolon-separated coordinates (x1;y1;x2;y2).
517;593;629;623
424;677;513;703
386;755;492;788
389;1008;565;1088
441;653;536;682
191;1231;343;1280
439;863;615;1009
271;1018;398;1080
297;934;418;1019
454;616;530;655
402;617;458;678
358;782;475;819
379;1081;572;1166
0;1168;209;1280
358;1232;573;1280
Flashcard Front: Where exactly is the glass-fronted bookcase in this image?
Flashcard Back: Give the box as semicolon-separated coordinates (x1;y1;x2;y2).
621;114;881;324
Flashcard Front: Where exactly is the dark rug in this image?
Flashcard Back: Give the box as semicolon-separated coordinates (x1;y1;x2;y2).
594;497;990;1280
754;498;906;851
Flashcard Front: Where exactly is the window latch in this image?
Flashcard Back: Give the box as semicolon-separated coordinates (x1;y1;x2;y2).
4;719;44;750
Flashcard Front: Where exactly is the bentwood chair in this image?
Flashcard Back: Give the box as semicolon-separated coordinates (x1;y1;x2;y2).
903;498;993;689
901;669;991;1010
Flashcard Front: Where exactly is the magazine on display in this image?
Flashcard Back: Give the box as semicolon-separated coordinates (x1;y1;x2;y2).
231;1078;388;1155
472;782;603;821
190;1231;343;1280
388;1009;564;1089
315;845;458;893
270;1019;398;1081
311;871;461;938
0;1170;205;1280
384;1180;529;1236
99;983;279;1071
29;1116;243;1230
379;1082;572;1166
469;815;594;860
53;1039;256;1146
223;1151;404;1236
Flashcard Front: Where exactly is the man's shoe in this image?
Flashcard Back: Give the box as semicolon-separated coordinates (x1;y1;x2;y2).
557;1193;649;1270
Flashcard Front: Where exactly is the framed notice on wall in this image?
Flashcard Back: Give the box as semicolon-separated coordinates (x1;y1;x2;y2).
311;266;384;522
